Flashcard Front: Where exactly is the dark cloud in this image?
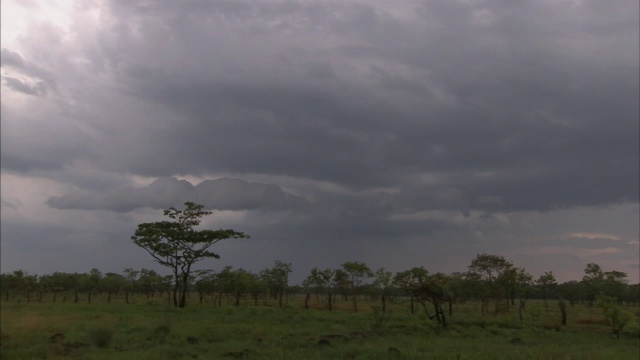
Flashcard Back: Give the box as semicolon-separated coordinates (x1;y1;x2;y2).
62;0;636;214
1;0;638;281
1;75;47;96
1;47;56;95
47;177;308;212
1;48;25;67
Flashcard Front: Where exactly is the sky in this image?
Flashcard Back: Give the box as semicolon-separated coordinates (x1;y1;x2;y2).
1;0;638;284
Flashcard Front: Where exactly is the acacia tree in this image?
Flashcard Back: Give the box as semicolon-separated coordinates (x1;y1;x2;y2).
303;267;344;311
341;261;373;312
468;253;514;314
373;268;393;313
582;263;605;306
394;267;449;328
261;260;292;307
537;271;557;310
131;202;248;308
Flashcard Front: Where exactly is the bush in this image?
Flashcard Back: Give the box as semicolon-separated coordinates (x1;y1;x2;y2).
622;321;640;338
88;327;114;348
597;295;630;339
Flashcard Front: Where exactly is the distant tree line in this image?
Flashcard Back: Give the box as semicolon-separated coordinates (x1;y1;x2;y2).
3;203;638;331
2;255;637;328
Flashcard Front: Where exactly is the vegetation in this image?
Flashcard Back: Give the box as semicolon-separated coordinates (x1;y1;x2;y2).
2;255;638;359
1;203;638;358
1;295;638;359
131;202;248;308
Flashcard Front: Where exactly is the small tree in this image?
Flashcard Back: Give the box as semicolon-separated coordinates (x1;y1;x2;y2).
394;267;449;329
603;270;628;303
261;260;292;307
468;253;514;314
373;268;393;313
341;261;373;312
582;263;604;306
131;202;248;308
537;271;557;311
303;267;342;311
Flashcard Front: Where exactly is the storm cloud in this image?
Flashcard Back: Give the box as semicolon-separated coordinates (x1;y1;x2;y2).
1;0;638;282
47;177;308;212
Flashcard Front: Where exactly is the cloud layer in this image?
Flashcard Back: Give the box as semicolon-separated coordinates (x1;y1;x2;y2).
1;0;638;282
47;177;307;212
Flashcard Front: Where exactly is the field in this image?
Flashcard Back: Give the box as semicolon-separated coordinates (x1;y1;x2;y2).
1;295;638;359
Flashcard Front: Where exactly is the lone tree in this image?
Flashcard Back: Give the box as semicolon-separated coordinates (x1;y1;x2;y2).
131;202;248;308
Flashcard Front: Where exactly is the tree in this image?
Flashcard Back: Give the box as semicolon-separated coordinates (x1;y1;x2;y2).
193;269;217;304
123;268;140;304
217;266;254;306
556;280;585;306
537;271;557;310
84;268;103;304
393;267;449;328
505;268;533;320
303;267;343;311
102;273;127;304
373;268;393;313
261;260;292;307
582;263;605;306
341;262;373;312
468;253;514;314
131;202;248;308
393;267;429;315
137;269;163;299
603;270;628;303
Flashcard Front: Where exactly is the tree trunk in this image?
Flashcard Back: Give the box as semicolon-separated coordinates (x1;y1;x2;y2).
518;298;527;321
172;282;179;307
559;300;567;326
381;294;386;314
328;293;333;311
304;293;310;309
179;287;188;308
436;302;447;329
353;294;358;313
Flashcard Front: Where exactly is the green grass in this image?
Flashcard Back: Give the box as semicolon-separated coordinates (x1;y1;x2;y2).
1;296;638;359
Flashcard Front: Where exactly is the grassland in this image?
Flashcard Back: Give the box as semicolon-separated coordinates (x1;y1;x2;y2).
1;295;638;359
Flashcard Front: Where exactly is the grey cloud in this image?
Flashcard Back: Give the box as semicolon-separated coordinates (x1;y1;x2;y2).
1;48;24;67
534;237;628;250
1;48;56;94
1;75;47;96
47;177;308;212
4;0;637;214
1;0;638;282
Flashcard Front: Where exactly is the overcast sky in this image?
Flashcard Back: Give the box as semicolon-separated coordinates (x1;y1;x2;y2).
1;0;638;284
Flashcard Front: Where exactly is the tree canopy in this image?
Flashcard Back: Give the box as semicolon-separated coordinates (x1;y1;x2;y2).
131;202;248;308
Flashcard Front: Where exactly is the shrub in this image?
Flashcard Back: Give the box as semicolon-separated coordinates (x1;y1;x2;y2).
622;320;640;338
88;327;114;348
597;295;630;339
370;305;391;332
